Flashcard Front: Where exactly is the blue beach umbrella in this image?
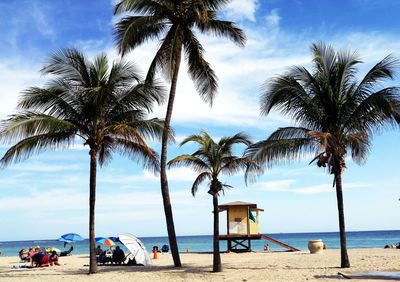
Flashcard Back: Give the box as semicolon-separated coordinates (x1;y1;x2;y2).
108;236;120;243
95;237;106;242
58;233;84;243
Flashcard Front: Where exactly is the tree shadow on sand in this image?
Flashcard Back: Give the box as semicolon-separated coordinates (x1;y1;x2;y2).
314;274;346;280
0;263;218;278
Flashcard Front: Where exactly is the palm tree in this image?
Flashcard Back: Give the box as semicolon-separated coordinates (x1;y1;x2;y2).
0;49;165;274
114;0;246;267
246;42;400;268
168;131;260;272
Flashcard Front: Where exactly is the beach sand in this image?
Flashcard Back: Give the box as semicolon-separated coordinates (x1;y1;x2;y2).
0;248;398;281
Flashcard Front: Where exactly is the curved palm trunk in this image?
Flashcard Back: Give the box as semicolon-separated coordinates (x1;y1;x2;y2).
160;45;183;267
335;171;350;268
212;193;222;272
89;148;98;274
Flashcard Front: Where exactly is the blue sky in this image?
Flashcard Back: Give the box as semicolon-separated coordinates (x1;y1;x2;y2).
0;0;399;241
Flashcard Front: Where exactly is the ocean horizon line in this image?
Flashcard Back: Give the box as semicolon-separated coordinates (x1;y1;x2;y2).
1;229;399;243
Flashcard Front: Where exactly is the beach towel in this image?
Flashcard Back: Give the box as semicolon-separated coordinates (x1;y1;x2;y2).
338;271;400;280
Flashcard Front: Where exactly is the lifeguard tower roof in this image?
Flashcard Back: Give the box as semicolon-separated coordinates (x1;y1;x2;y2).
219;201;264;211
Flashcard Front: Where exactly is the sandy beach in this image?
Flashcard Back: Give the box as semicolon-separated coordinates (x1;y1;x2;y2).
0;248;398;281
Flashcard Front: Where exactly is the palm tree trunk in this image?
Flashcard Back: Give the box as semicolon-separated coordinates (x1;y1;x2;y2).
160;45;183;267
335;171;350;268
212;192;222;272
89;148;98;274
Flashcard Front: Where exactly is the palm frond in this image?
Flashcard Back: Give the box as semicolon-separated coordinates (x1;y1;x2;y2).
198;12;246;46
108;59;142;89
261;74;322;129
0;133;76;167
98;137;113;166
17;87;80;120
168;154;210;173
219;132;251;147
345;131;370;165
344;87;400;134
114;15;167;56
191;171;212;196
355;55;399;99
112;137;160;173
183;29;217;105
219;156;262;184
246;136;318;168
114;0;171;15
117;80;166;112
145;27;175;82
106;118;166;142
41;48;91;87
179;131;212;147
0;113;78;142
202;0;232;10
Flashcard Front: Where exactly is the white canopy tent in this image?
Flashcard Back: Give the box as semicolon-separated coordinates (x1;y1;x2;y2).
118;233;151;266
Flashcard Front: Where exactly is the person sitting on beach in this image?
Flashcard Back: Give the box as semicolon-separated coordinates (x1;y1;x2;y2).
19;249;29;261
161;244;169;253
95;245;104;263
60;246;73;257
112;246;125;264
97;249;112;264
95;245;104;256
49;251;60;266
31;252;49;267
27;247;38;262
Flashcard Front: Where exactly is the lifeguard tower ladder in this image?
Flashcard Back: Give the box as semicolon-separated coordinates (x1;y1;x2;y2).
218;201;300;252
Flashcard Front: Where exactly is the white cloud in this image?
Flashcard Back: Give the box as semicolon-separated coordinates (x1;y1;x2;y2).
8;161;83;173
257;179;371;194
97;167;199;187
32;2;56;38
0;60;43;119
224;0;258;22
5;12;400;132
265;9;281;36
73;39;106;52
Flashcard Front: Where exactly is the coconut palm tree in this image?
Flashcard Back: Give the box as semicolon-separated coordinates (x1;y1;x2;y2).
114;0;246;267
0;49;165;274
168;131;260;272
246;42;400;268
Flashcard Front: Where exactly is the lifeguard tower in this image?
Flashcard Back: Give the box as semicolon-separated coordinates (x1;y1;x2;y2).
218;201;300;252
218;201;263;252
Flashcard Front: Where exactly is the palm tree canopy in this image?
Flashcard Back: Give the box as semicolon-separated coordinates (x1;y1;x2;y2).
247;42;400;176
0;48;167;171
114;0;246;105
168;131;261;196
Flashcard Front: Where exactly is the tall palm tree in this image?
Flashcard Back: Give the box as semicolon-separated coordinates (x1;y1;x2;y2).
0;49;165;274
246;42;400;268
114;0;246;267
168;131;260;272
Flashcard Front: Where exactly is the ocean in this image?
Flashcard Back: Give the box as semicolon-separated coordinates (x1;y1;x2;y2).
0;230;399;257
